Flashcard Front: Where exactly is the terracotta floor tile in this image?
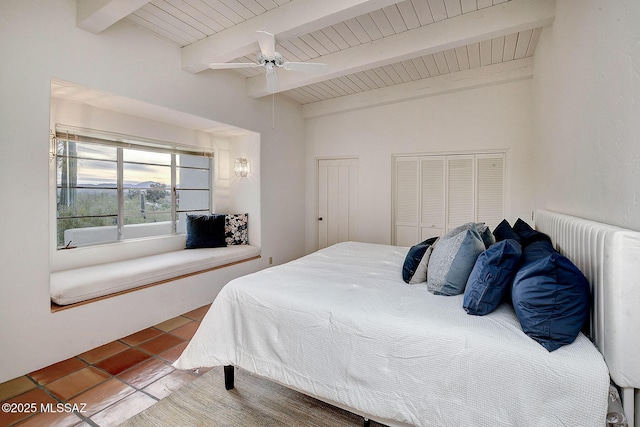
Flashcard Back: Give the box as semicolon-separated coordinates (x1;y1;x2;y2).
95;348;152;376
157;341;188;363
29;357;87;385
68;378;135;417
182;304;211;320
46;366;111;401
78;341;128;364
0;304;210;426
89;391;157;426
0;376;36;401
142;370;198;400
117;358;174;389
154;315;192;332
0;388;56;426
137;333;185;356
169;321;200;340
119;327;163;346
13;410;83;427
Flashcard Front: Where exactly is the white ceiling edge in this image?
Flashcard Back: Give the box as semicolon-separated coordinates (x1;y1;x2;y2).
302;57;534;119
50;79;254;138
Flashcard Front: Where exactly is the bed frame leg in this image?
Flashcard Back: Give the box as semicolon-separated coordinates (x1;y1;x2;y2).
622;387;635;427
224;365;234;390
363;417;370;427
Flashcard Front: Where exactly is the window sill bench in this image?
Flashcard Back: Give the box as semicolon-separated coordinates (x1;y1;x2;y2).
50;245;261;311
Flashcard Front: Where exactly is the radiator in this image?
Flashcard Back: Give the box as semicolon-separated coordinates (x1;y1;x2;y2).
535;210;640;427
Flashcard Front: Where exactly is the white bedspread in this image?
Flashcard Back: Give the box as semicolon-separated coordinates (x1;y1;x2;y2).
174;242;609;427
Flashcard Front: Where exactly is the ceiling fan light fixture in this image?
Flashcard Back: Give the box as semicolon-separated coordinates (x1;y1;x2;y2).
208;30;327;95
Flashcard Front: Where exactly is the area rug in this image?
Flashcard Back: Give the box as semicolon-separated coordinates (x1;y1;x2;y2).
119;366;386;426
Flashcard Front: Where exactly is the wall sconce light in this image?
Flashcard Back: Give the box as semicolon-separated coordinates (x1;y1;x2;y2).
234;158;249;177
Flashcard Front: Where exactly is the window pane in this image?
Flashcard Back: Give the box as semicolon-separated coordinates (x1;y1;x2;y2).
177;154;209;169
57;141;117;161
123;163;171;189
176;189;209;212
123;149;171;165
57;188;118;218
57;217;117;248
124;186;171;227
177;167;209;189
122;219;173;240
57;158;117;188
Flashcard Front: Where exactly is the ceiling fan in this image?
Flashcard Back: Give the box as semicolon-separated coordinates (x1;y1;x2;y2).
209;31;328;93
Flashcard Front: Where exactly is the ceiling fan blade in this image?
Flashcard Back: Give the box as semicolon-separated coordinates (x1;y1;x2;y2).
209;62;262;70
256;31;276;58
265;64;279;93
282;61;328;73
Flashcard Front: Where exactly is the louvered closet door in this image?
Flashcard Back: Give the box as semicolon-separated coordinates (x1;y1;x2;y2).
394;157;419;247
476;154;505;231
446;155;475;232
420;156;445;240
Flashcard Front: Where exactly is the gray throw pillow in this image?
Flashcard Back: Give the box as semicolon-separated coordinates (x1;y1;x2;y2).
427;225;486;296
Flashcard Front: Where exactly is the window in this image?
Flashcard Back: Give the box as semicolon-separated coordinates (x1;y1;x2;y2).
55;128;213;249
393;152;505;246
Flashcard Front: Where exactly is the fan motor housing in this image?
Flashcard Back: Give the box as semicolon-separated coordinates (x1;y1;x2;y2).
258;52;284;67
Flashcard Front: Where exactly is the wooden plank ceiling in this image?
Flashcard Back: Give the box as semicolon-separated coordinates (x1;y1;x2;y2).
81;0;554;105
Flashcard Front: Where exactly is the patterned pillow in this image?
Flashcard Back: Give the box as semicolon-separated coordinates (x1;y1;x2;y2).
225;213;248;245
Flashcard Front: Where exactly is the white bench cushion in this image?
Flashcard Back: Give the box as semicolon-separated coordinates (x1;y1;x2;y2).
50;245;261;305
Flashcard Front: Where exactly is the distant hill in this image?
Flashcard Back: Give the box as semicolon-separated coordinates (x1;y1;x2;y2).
73;181;165;189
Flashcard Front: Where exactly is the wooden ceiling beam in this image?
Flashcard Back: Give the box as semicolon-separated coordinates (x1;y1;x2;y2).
77;0;150;34
181;0;402;73
247;0;555;98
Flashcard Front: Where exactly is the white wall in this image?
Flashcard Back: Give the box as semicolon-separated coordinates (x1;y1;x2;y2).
305;79;536;253
532;1;640;419
532;0;640;231
0;0;305;382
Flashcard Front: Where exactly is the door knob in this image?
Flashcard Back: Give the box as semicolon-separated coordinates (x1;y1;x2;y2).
318;217;323;221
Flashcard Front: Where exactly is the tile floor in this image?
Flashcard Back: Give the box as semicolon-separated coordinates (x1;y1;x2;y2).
0;304;212;427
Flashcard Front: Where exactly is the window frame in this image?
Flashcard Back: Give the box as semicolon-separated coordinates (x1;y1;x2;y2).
54;127;214;250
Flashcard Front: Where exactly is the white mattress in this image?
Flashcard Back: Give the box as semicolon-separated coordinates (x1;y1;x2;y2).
174;242;610;427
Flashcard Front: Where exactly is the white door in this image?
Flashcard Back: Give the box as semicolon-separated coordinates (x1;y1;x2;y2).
317;158;358;250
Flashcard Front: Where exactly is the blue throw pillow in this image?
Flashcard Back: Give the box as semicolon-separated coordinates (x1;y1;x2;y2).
402;237;438;284
493;219;520;243
477;224;496;249
513;218;552;247
511;246;590;352
186;214;227;249
427;226;485;296
463;239;522;316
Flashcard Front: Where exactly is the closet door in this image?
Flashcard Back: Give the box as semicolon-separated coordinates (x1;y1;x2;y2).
420;156;445;240
476;153;505;230
392;152;505;245
394;157;419;247
446;155;475;232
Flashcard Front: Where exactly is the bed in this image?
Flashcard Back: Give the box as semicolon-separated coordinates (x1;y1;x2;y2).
174;210;640;427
